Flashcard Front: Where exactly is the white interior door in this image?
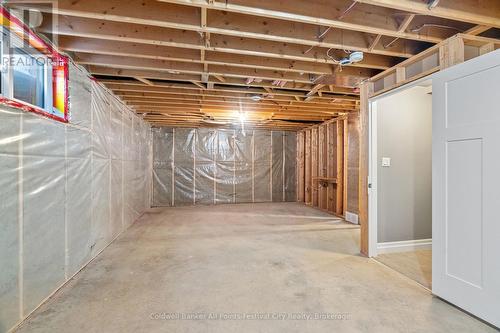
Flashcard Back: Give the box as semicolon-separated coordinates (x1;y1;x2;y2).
433;49;500;328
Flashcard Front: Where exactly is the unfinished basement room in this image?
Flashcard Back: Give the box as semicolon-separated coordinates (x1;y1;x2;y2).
0;1;499;332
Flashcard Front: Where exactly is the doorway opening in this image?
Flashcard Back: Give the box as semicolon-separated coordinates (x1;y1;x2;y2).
368;77;433;289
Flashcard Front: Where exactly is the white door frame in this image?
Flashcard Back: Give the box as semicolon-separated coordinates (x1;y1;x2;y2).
367;76;432;258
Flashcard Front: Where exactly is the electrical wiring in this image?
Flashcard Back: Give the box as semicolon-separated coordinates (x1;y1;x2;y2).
326;48;342;63
411;24;464;33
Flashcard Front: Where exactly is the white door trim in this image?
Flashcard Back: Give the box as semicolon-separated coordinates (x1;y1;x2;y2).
377;239;432;254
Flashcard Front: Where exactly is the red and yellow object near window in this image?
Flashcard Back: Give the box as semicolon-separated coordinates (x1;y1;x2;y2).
0;6;69;122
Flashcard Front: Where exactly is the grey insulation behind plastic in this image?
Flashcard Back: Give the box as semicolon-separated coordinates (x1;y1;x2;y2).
174;129;195;206
0;62;152;331
152;128;296;206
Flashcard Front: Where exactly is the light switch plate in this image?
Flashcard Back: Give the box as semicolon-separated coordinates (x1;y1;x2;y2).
382;157;391;167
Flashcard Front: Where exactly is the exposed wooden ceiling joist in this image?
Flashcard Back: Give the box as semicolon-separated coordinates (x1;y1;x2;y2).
18;0;445;48
57;36;390;73
6;0;496;129
354;0;500;29
99;81;360;101
93;73;358;96
38;15;404;68
75;53;375;87
156;0;443;43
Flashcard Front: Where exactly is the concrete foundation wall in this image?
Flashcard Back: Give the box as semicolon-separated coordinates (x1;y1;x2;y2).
0;64;151;333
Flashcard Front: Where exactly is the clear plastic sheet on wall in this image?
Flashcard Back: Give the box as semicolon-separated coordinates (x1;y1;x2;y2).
152;127;173;206
174;129;195;206
195;128;216;205
152;127;296;207
272;131;284;202
234;131;253;203
0;61;152;330
254;130;272;203
216;130;236;204
68;65;91;128
152;127;296;206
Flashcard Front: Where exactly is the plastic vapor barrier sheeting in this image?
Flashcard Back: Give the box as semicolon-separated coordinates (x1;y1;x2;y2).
152;128;296;207
0;62;151;330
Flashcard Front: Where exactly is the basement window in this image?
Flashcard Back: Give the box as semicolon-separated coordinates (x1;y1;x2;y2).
0;7;68;122
12;48;47;109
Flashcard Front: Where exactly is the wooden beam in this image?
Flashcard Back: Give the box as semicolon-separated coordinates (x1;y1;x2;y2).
305;129;312;204
398;14;415;33
369;34;382;52
336;120;344;215
96;75;360;98
354;0;500;29
297;131;305;202
190;81;206;89
307;84;325;96
464;25;491;36
24;0;434;57
439;35;465;70
359;81;373;256
311;127;318;207
103;82;359;103
75;53;375;86
157;0;443;43
134;77;154;86
326;122;335;212
212;74;226;82
47;20;398;70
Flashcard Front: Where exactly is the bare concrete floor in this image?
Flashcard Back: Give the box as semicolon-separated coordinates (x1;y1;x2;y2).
376;250;432;289
15;203;496;333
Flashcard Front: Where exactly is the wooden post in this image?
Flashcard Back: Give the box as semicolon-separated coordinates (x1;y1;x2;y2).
327;122;335;212
311;127;319;207
318;125;327;209
479;43;495;56
297;131;305;202
359;81;373;256
439;35;465;70
396;67;406;83
305;129;311;204
336;119;344;215
343;117;349;217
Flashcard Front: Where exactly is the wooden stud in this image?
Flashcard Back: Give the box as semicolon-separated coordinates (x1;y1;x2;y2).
359;81;373;256
297;131;305;202
343;117;349;217
479;43;495;55
311;127;319;207
134;77;154;86
336;120;344;215
305;129;312;204
439;36;465;70
396;67;406;83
